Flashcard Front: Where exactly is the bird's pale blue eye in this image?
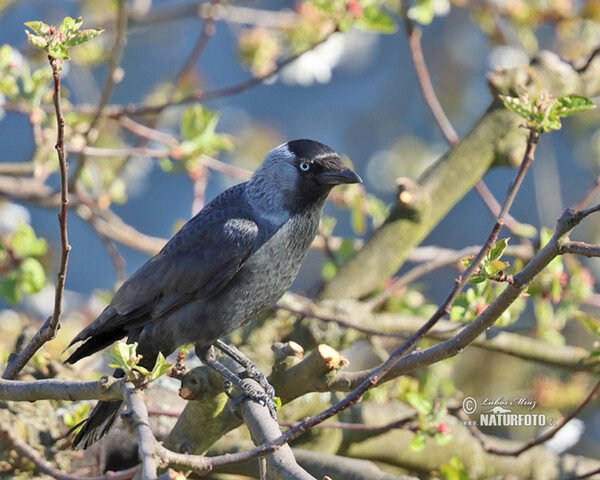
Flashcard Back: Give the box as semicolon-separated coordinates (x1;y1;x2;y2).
299;162;310;172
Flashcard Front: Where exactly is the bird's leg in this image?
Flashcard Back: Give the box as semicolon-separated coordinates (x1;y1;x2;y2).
195;345;277;420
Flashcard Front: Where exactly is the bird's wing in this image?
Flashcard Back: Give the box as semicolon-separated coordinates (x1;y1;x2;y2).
68;211;259;346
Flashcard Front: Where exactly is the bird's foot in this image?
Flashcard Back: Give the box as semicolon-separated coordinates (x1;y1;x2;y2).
215;340;276;402
196;344;278;420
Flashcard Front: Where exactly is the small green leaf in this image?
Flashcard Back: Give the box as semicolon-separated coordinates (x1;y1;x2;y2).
24;21;51;36
408;0;435;25
489;259;509;275
47;42;70;60
181;105;218;140
60;16;77;33
551;95;596;117
321;260;338;281
409;432;426;451
357;6;398;33
405;392;432;416
19;257;46;294
12;221;47;257
542;113;562;132
500;95;536;123
133;365;150;375
575;311;600;339
25;31;48;51
64;28;104;47
489;238;509;262
434;432;453;445
0;276;21;304
468;274;487;284
150;351;172;381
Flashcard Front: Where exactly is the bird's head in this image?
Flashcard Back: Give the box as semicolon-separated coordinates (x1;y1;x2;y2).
249;139;362;214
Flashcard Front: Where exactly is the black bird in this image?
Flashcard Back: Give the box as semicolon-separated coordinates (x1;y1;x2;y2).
65;139;361;449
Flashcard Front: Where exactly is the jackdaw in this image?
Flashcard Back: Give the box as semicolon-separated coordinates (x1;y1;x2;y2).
65;139;361;449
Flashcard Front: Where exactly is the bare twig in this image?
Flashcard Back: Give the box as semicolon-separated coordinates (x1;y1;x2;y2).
174;0;220;88
403;12;521;234
574;175;600;211
275;303;407;338
560;240;600;258
118;116;179;147
70;0;129;186
2;57;71;380
1;426;138;480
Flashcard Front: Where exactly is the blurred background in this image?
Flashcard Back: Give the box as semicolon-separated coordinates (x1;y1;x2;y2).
2;0;600;467
4;0;598;299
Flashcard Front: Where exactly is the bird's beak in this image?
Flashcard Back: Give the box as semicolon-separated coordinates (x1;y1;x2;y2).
317;165;362;185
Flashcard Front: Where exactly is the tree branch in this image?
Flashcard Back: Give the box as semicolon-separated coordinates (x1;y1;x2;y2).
2;56;71;380
1;426;138;480
123;386;158;480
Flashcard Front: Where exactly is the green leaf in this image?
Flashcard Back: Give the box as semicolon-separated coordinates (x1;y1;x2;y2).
60;16;77;33
489;238;509;262
0;276;21;304
47;42;70;60
434;432;453;445
133;365;150;375
12;221;47;257
357;6;398;33
19;257;46;294
468;274;487;284
405;392;432;416
500;95;536;123
408;0;435;25
64;28;104;47
575;311;600;339
150;351;172;382
551;95;596;118
409;432;426;451
24;21;51;36
181;105;218;140
25;31;48;51
489;259;509;275
321;260;338;281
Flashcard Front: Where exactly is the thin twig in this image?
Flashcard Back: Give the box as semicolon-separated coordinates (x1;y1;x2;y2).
1;426;138;480
275;304;407;338
560;240;600;258
76;185;127;281
70;0;129;187
404;12;521;234
563;466;600;480
367;246;482;310
174;0;220;88
575;176;600;211
2;57;71;380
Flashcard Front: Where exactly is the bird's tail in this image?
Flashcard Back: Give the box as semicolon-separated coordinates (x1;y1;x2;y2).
69;366;127;450
70;399;124;450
